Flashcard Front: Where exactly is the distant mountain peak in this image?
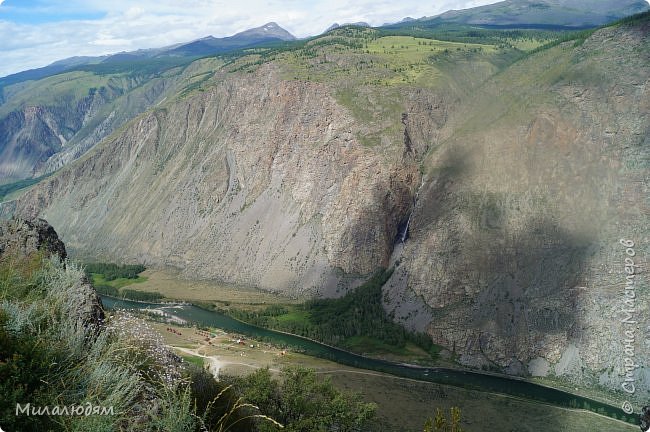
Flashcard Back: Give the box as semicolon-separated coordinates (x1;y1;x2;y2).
325;23;340;32
233;22;295;41
262;22;281;30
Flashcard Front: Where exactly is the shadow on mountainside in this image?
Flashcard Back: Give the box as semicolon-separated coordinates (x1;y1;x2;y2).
413;146;593;370
401;147;612;430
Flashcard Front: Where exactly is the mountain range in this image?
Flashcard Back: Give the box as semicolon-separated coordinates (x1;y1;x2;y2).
388;0;650;28
0;0;648;405
1;0;648;183
0;22;296;91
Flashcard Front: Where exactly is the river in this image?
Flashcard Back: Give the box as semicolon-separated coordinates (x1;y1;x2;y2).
100;295;636;425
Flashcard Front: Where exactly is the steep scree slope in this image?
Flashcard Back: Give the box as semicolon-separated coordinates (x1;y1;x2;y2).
7;65;424;296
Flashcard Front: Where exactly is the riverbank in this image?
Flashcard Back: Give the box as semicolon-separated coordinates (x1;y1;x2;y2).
101;294;638;427
107;270;638;416
104;284;637;423
152;320;637;432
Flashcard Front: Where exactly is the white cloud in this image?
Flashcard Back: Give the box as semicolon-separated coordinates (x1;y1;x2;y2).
90;35;132;46
0;0;499;77
124;6;145;19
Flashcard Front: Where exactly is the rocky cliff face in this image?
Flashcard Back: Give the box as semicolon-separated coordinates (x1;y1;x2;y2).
7;65;421;296
385;21;650;395
0;106;67;181
0;69;185;183
0;218;67;260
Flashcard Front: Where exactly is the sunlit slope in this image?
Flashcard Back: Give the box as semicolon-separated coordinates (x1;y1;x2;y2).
0;28;517;296
0;58;222;183
422;0;649;27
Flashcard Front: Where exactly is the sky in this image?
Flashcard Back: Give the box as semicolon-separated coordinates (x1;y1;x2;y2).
0;0;502;77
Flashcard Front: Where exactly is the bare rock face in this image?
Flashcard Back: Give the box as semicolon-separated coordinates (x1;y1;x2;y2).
0;107;65;181
0;218;67;260
69;274;105;328
0;72;181;183
7;65;421;297
385;21;650;396
0;218;104;326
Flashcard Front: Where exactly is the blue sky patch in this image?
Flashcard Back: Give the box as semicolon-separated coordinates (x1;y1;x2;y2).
0;0;105;24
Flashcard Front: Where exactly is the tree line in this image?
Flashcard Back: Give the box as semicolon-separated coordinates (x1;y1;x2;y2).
227;269;441;358
84;262;146;280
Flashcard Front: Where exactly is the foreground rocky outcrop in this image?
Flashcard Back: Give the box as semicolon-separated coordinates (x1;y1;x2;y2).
0;218;104;325
0;219;226;432
0;217;67;260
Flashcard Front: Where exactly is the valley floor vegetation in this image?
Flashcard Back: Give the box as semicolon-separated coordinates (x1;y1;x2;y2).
0;252;379;431
91;263;441;362
85;262;163;302
222;269;442;362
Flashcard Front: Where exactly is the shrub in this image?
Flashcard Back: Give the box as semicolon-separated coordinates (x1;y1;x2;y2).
0;257;265;431
227;366;376;432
